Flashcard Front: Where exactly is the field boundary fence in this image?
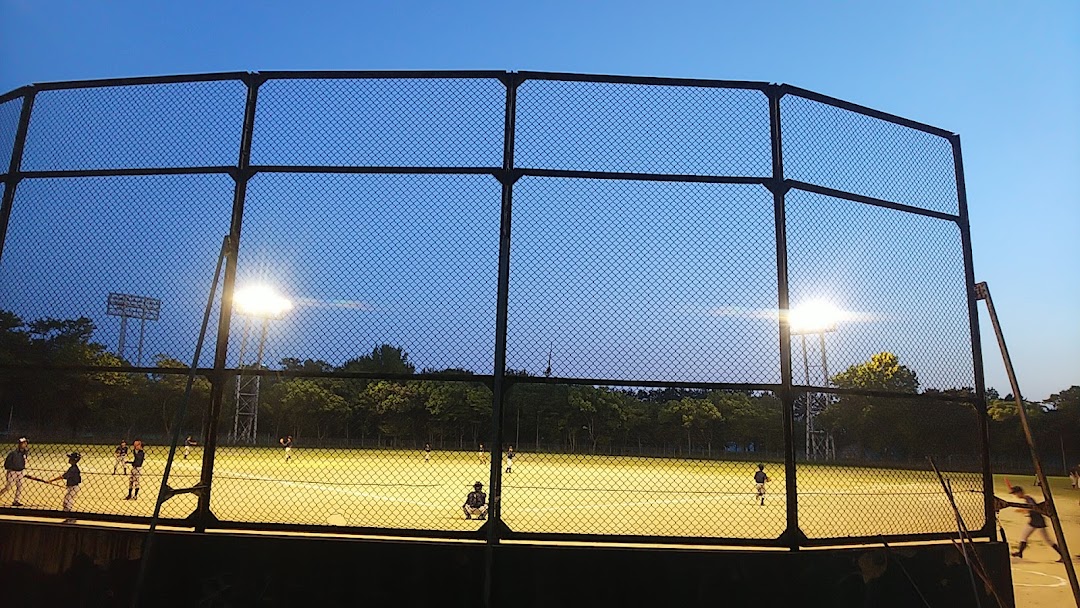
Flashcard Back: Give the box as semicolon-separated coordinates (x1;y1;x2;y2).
0;71;990;549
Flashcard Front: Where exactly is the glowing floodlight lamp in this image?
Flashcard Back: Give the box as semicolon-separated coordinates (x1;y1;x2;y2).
233;285;292;319
788;299;842;336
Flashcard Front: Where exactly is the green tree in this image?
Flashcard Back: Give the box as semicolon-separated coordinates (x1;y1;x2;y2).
819;352;919;459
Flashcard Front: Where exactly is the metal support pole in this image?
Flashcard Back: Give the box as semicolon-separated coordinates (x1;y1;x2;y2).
136;315;147;366
950;134;995;541
483;72;519;608
801;334;811;460
977;282;1080;605
768;84;802;549
195;75;261;532
0;90;35;267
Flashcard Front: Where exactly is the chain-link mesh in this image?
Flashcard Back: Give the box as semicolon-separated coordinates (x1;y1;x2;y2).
507;178;779;384
252;78;505;167
0;95;23;173
781;94;959;215
0;371;203;521
21;81;247;171
795;399;983;539
0;175;233;368
209;379;494;531
516;80;771;176
785;189;974;392
500;383;787;539
0;72;986;546
233;172;501;373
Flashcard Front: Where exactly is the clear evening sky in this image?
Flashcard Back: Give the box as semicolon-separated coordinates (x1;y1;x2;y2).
0;0;1076;400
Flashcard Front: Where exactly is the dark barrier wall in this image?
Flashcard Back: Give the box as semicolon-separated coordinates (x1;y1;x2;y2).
0;521;1013;607
0;71;991;549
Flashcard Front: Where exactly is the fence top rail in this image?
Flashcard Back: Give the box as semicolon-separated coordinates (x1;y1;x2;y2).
0;85;32;105
778;83;956;139
516;70;771;91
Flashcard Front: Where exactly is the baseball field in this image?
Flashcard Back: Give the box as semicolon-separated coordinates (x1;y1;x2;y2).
5;443;1078;606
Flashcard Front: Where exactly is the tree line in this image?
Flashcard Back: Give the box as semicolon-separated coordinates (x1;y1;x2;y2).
1;312;1076;469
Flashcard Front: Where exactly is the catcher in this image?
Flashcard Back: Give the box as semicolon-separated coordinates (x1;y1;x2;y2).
995;485;1064;562
462;481;488;520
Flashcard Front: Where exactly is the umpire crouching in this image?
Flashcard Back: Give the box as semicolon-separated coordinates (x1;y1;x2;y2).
463;481;488;520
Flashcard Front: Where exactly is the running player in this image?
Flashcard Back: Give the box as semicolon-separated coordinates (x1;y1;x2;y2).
754;464;770;506
505;445;514;473
125;440;145;500
1008;485;1063;562
1;437;29;507
113;440;128;475
462;481;488;520
280;435;293;462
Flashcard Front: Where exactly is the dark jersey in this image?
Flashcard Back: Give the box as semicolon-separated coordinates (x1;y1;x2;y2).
63;464;82;487
131;449;145;468
754;470;767;484
282;438;293;448
1022;496;1046;528
506;450;514;460
115;445;129;456
4;449;27;472
465;490;486;509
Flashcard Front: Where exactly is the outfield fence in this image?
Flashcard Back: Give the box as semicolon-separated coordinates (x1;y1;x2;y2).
0;71;990;548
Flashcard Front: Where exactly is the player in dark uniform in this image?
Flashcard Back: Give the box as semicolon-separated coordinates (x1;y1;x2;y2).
1;437;30;507
125;440;145;500
463;481;488;520
183;435;197;459
424;443;431;462
478;443;487;463
754;464;770;506
113;440;129;475
505;445;514;473
280;435;293;462
48;452;82;523
1008;485;1063;561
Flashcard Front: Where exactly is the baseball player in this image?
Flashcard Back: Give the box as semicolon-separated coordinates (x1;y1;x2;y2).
1070;465;1079;490
125;440;145;500
424;443;431;462
754;464;770;506
1006;485;1063;562
505;445;514;473
280;435;293;462
47;452;82;522
1;437;30;507
478;443;487;463
113;440;129;475
462;481;488;520
183;435;197;459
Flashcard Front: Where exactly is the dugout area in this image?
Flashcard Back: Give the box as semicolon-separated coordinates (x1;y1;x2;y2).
0;519;1012;607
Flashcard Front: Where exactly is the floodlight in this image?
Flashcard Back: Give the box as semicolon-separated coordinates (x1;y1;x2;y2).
233;285;292;319
789;299;841;335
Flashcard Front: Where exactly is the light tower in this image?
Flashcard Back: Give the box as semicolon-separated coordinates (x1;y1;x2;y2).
106;292;162;366
789;300;841;461
230;285;291;444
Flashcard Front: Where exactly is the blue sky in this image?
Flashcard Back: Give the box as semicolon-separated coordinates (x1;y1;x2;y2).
0;0;1076;400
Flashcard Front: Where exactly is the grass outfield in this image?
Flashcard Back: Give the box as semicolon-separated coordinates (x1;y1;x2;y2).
4;443;986;540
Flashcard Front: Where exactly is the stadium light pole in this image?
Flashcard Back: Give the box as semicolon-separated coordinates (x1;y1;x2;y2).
230;285;292;445
789;300;841;461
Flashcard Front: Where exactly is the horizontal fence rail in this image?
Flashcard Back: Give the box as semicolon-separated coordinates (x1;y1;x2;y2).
0;71;989;549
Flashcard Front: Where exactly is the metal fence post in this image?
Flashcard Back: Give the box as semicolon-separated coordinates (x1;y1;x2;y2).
194;74;263;532
951;134;994;540
768;84;802;550
0;89;35;266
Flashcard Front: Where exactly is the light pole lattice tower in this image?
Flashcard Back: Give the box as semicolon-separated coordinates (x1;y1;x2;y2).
229;286;291;444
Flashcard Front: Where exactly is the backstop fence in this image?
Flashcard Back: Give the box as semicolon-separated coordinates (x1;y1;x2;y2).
0;71;990;548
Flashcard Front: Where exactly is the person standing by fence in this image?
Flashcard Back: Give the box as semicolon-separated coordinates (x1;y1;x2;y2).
1;437;29;507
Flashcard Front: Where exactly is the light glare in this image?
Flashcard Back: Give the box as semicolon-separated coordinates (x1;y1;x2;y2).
233;285;292;318
789;299;842;334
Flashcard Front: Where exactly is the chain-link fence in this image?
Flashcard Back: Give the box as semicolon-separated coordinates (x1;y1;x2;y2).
0;71;989;547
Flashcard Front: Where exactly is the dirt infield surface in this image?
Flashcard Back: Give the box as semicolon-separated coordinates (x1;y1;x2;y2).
2;444;1076;605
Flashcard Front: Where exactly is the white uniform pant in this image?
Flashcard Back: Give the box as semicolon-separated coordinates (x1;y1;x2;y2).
756;483;766;497
63;485;80;511
464;504;488;518
2;470;24;503
1019;524;1054;545
114;455;125;474
129;466;142;489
